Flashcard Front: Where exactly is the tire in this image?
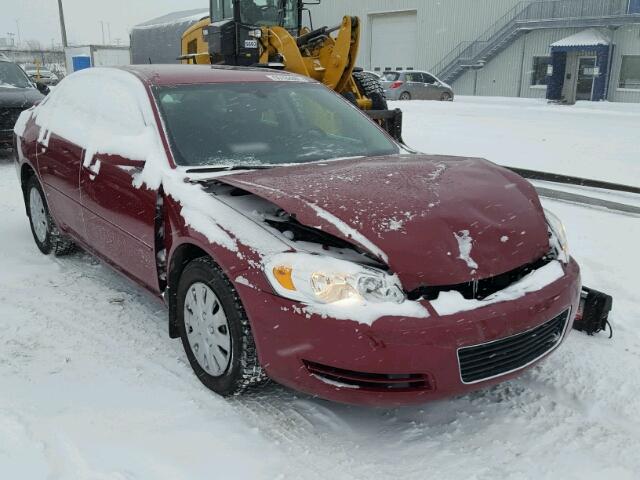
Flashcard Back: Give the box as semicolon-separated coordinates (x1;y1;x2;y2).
352;70;388;110
440;92;452;101
399;91;412;101
25;175;75;256
177;256;267;396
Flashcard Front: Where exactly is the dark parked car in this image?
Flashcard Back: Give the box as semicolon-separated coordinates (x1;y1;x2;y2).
382;70;454;101
14;65;580;406
0;58;45;146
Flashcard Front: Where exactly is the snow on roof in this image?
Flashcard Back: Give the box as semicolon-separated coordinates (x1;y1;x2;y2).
551;29;611;48
133;9;209;30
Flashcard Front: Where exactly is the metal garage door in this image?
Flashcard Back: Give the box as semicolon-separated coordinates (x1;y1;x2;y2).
369;11;417;72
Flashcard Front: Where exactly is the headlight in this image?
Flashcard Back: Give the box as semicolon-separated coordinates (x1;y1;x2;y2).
264;253;405;305
544;209;569;263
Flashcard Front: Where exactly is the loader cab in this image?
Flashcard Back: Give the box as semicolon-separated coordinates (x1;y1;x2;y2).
206;0;306;66
211;0;303;32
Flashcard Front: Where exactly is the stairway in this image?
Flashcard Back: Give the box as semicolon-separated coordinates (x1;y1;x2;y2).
431;0;635;83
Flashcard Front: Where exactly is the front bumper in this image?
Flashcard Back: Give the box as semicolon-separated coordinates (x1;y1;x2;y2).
240;259;581;406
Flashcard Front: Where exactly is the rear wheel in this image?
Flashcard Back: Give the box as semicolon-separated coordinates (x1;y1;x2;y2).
399;91;412;101
177;257;267;396
26;176;75;256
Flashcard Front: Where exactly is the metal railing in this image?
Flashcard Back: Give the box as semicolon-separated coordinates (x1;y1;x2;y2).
432;0;630;78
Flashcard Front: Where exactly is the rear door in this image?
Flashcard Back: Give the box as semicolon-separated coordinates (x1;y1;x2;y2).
36;134;86;238
78;78;160;292
33;80;86;239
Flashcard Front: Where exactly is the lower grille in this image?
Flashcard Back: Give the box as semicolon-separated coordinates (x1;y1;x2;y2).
304;360;432;392
458;309;570;384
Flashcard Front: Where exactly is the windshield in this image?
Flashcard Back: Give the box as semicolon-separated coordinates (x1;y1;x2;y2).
239;0;299;29
0;62;33;89
155;82;399;167
210;0;234;20
382;72;400;81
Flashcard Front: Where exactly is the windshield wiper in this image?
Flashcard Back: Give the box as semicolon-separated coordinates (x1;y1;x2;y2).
185;165;274;173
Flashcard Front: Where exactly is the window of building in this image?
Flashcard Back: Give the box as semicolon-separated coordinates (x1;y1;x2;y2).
531;57;552;86
619;55;640;90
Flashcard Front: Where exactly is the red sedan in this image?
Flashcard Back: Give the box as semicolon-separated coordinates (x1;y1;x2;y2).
13;65;581;406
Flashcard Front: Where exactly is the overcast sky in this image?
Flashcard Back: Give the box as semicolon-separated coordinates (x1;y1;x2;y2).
0;0;207;48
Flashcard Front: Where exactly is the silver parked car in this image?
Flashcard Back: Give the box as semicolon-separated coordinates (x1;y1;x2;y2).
382;70;454;101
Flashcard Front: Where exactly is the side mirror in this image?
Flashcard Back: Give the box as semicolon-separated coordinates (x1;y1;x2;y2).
35;82;50;95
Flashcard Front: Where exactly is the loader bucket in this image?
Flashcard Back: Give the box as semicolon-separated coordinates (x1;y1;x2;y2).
366;108;404;144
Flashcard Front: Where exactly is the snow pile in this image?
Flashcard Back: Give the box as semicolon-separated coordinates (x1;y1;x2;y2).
302;297;428;326
454;229;478;270
16;68;163;172
431;260;565;316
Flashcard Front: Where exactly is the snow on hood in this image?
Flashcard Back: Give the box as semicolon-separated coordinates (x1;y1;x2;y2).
218;155;551;290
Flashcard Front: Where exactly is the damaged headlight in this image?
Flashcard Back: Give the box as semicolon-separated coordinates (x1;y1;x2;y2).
264;253;405;305
545;209;569;263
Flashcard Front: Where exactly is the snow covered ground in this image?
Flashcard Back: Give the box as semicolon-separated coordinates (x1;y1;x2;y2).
1;97;639;479
394;96;640;185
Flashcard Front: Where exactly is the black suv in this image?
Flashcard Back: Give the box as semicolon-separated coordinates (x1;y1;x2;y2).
0;56;46;146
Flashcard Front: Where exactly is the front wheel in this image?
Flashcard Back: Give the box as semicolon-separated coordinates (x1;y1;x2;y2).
440;92;452;101
26;175;75;255
177;257;266;396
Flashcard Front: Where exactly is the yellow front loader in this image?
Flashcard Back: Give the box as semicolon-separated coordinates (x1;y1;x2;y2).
180;0;403;141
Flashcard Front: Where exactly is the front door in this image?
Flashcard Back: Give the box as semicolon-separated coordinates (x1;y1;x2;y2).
576;57;596;101
80;157;159;292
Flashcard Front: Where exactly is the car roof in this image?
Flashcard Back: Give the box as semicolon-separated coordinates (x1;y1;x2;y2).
119;64;314;87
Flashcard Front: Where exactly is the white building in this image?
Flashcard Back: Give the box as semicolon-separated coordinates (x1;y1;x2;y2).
308;0;640;103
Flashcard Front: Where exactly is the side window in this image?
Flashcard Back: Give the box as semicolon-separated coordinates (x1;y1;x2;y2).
423;73;437;84
405;72;418;82
531;57;552;86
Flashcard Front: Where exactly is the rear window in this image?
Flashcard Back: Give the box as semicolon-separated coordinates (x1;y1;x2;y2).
382;72;400;81
155;82;399;167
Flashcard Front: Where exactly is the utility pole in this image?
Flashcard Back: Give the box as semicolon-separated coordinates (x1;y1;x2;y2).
100;21;105;45
15;19;21;48
107;23;111;44
57;0;68;47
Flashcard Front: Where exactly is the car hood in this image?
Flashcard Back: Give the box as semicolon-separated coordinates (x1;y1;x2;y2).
218;155;551;289
0;87;43;108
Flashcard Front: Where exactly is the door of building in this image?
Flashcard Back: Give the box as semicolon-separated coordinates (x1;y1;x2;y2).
576;57;596;101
